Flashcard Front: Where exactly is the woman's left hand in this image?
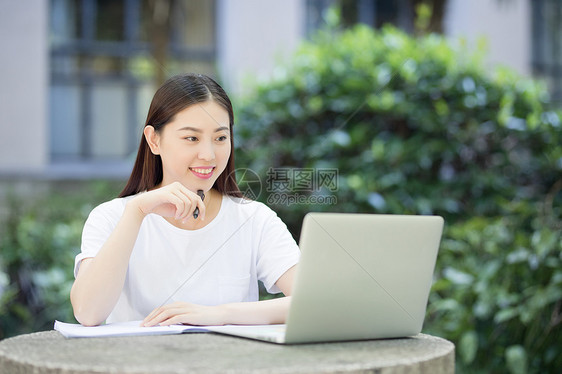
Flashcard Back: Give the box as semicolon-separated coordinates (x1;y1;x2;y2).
142;302;226;327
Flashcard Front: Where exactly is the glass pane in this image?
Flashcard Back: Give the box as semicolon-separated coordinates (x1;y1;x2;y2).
533;0;562;102
139;0;176;43
129;56;156;80
139;0;153;43
91;56;125;76
91;84;128;158
545;0;562;100
168;60;216;77
135;83;156;141
376;1;399;28
50;83;82;159
541;1;553;65
51;55;80;77
341;0;358;28
138;83;156;123
96;0;124;41
175;0;215;48
50;0;81;45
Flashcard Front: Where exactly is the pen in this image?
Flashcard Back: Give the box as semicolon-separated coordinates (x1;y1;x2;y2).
193;190;205;219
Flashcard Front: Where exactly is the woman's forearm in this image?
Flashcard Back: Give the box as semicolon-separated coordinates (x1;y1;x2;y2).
143;268;297;327
70;203;145;326
220;296;292;325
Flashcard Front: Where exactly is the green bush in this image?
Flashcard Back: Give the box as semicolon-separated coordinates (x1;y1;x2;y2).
0;179;280;339
427;208;561;373
0;181;122;339
235;23;561;373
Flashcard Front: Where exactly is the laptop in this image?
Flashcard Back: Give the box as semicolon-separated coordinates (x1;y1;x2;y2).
212;212;444;344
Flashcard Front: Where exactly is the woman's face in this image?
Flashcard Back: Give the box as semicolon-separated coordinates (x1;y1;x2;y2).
145;100;231;193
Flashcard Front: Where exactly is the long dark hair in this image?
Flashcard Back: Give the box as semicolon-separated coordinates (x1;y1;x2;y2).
119;73;243;198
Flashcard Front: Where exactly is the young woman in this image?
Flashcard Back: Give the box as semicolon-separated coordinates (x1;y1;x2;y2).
70;73;300;327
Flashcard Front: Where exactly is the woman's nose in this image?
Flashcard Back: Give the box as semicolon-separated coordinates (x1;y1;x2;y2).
197;141;215;161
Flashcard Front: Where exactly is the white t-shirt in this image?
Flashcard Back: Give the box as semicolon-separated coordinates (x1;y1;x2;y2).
75;194;300;323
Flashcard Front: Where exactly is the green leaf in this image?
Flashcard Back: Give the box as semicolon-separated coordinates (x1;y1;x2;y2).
459;330;478;364
494;308;519;324
443;267;474;286
506;345;528;374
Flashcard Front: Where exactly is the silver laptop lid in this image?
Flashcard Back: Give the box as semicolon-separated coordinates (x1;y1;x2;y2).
285;213;444;344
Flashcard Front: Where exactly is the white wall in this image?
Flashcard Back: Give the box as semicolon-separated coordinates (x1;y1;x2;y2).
216;0;305;95
444;0;531;76
0;0;48;173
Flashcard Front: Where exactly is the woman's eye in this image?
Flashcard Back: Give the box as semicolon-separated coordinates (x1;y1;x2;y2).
185;136;198;142
217;135;228;142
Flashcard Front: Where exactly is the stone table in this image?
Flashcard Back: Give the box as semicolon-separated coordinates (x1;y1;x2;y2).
0;330;454;373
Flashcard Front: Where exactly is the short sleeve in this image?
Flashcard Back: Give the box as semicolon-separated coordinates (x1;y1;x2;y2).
74;200;123;278
255;207;300;294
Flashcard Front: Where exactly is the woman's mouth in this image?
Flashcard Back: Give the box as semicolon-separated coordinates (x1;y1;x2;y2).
190;167;215;179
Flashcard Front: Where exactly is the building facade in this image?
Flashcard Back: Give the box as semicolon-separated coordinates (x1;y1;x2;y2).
0;0;558;179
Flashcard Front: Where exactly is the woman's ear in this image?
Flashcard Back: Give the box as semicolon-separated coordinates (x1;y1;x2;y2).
144;126;161;155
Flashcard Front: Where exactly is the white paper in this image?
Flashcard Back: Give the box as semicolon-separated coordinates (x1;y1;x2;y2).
54;320;209;338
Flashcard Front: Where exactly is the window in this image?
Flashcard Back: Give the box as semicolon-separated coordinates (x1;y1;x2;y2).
531;0;562;103
49;0;217;161
305;0;446;36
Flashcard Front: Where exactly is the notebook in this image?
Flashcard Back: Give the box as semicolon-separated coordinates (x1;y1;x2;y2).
211;212;444;344
55;213;444;344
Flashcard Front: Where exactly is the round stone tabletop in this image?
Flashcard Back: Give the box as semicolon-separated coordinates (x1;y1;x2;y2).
0;331;454;374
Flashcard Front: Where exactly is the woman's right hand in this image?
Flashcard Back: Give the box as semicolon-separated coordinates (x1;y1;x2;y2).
128;182;206;222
